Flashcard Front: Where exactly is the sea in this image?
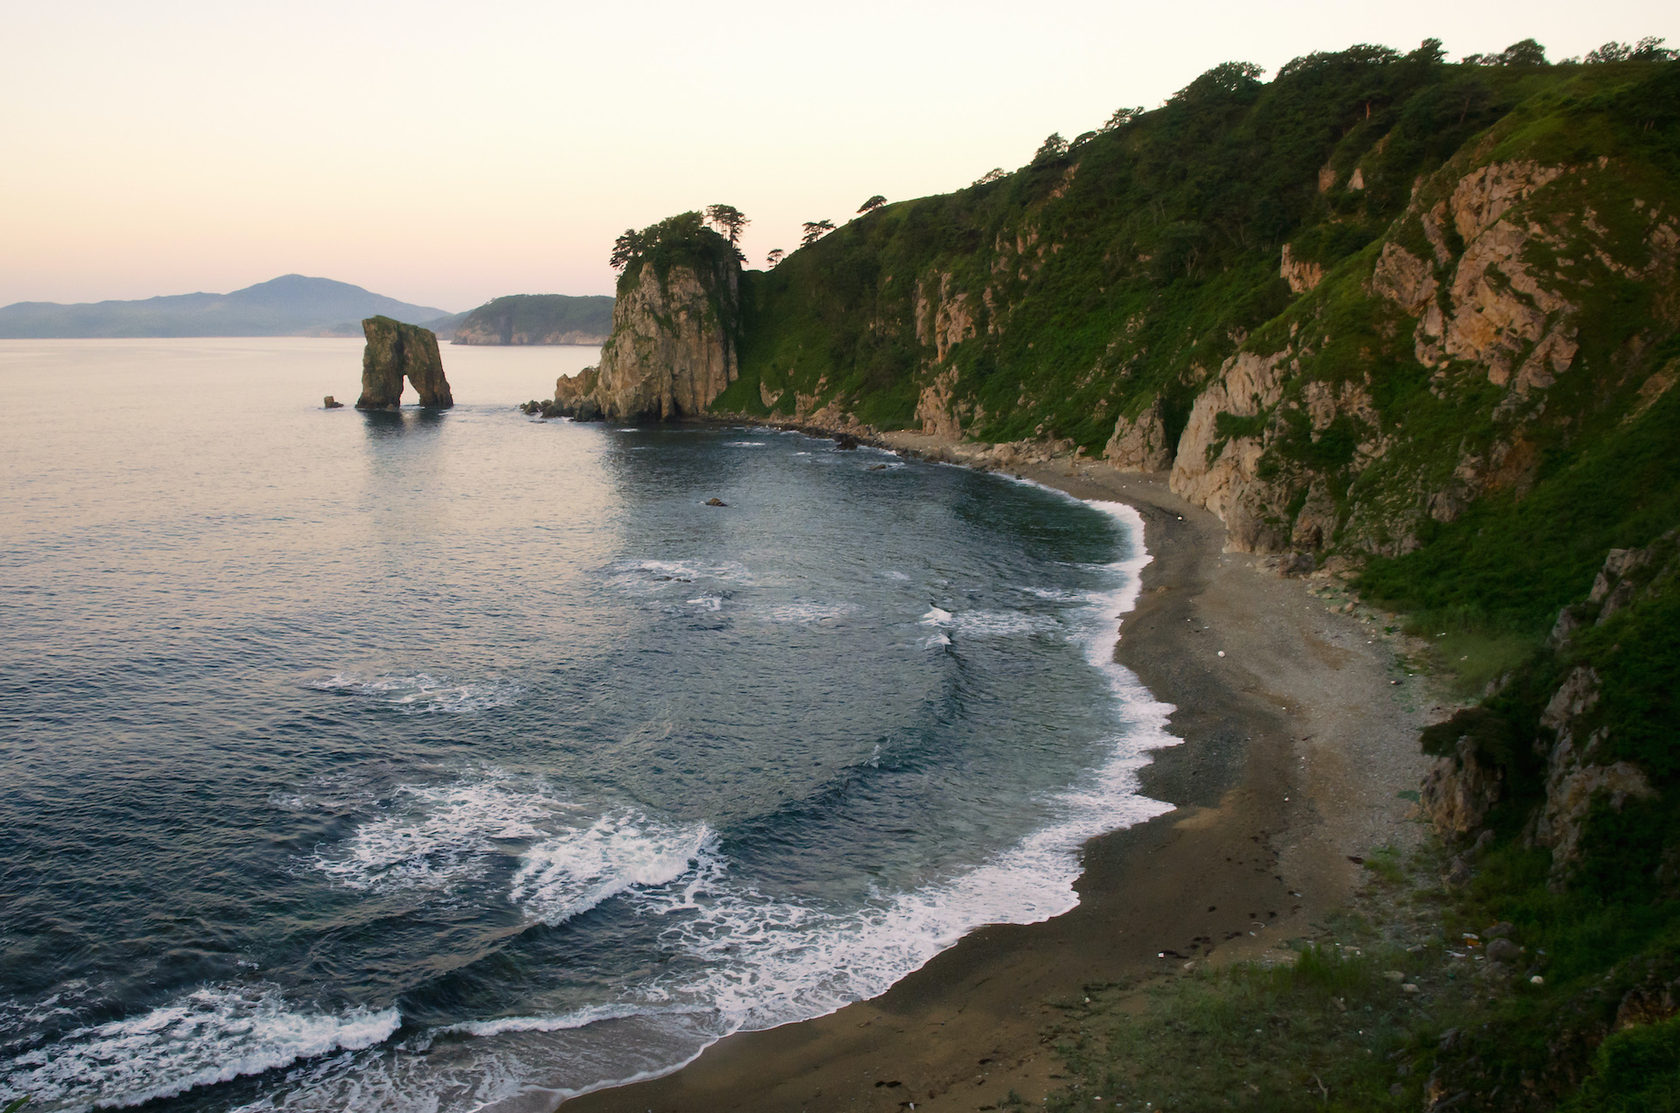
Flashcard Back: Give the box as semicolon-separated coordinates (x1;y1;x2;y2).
0;339;1175;1112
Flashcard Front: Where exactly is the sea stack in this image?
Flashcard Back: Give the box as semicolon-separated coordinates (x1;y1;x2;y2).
356;316;453;409
553;211;739;422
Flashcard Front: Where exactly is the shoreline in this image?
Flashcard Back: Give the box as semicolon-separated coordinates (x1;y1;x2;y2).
558;431;1438;1112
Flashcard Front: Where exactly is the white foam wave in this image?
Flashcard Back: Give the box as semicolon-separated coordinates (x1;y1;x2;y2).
440;1001;699;1039
919;606;952;626
609;559;753;591
952;610;1058;638
510;813;713;926
304;671;522;715
312;772;576;894
724;441;766;448
759;601;859;625
0;986;397;1112
633;729;1172;1035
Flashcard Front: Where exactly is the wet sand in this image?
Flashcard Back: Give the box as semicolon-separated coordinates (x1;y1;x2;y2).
560;447;1436;1112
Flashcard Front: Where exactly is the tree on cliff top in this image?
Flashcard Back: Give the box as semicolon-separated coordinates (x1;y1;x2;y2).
1170;60;1264;104
800;219;836;247
857;195;887;214
705;204;749;253
608;211;738;283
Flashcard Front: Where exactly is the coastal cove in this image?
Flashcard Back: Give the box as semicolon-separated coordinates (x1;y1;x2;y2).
558;446;1438;1112
3;339;1210;1113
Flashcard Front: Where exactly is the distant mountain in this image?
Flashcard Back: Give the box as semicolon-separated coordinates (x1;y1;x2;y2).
451;294;614;345
0;275;455;338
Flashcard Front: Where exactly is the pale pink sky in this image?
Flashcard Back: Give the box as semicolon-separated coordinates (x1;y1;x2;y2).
3;0;1674;312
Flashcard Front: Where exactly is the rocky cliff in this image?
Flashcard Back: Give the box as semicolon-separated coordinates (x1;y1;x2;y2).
356;316;452;409
694;51;1680;568
451;294;613;346
553;213;740;421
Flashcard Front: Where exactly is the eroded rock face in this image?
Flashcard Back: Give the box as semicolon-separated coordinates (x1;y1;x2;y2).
554;261;738;421
1169;349;1294;550
356;317;452;409
1422;737;1504;840
1280;243;1325;295
1104;398;1173;472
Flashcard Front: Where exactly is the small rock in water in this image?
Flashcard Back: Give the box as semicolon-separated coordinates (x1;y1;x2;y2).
323;395;344;409
705;497;727;507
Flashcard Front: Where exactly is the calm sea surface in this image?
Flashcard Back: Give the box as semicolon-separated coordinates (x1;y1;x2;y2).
0;339;1173;1112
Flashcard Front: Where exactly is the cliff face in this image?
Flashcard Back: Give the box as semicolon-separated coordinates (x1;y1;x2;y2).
554;235;740;421
1167;137;1680;559
356;316;452;409
452;294;613;346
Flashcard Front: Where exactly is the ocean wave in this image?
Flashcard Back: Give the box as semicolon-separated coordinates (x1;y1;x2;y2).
311;772;577;895
629;740;1173;1036
0;986;398;1112
438;1001;702;1039
303;671;523;715
510;813;714;926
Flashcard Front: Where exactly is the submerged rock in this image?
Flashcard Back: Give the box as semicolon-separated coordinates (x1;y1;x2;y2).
356;316;452;409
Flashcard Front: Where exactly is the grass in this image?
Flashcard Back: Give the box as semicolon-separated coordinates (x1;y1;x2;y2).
1044;893;1453;1111
1042;836;1680;1113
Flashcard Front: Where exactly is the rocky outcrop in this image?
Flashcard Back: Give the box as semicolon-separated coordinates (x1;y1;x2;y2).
1168;349;1295;551
1421;733;1504;839
1421;532;1679;885
1530;665;1655;880
553;260;738;422
356;317;452;409
1103;398;1173;472
1279;243;1325;295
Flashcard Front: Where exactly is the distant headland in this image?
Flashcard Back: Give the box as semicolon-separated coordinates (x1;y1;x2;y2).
0;275;460;339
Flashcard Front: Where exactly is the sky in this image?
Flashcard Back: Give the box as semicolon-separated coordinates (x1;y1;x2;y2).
3;0;1675;312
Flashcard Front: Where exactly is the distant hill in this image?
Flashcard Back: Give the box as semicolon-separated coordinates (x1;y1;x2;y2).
0;275;455;338
451;294;614;345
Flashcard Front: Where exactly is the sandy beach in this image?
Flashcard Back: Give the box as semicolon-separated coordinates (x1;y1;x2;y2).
560;443;1438;1112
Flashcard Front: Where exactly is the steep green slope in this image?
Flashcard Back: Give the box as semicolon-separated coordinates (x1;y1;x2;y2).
722;47;1562;434
717;55;1679;584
